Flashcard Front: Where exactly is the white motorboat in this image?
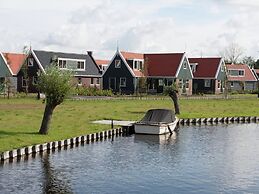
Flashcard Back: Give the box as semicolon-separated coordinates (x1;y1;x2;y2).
134;109;179;135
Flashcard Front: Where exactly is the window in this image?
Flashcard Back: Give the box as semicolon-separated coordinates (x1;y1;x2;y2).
115;60;121;68
134;61;138;69
58;60;67;69
217;80;221;89
96;78;100;85
230;81;234;87
158;79;164;86
120;77;126;87
239;70;244;76
77;61;85;70
78;77;82;85
178;79;183;88
91;78;94;85
190;63;197;72
22;77;27;87
221;64;224;72
204;79;211;87
185;79;189;89
28;58;34;67
139;61;143;70
183;62;187;69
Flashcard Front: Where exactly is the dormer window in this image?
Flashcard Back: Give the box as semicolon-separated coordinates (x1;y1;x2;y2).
238;70;244;76
77;61;85;70
190;63;197;73
133;60;144;70
58;60;67;69
228;69;245;77
115;60;121;68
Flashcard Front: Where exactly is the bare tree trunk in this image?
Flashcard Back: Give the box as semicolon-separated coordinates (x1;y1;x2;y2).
39;104;55;134
169;91;180;115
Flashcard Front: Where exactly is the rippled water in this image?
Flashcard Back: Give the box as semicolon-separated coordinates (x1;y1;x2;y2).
1;123;259;194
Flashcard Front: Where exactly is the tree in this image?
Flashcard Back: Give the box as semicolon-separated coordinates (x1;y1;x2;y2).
221;42;243;64
255;59;259;69
241;56;255;68
164;83;180;114
37;64;73;134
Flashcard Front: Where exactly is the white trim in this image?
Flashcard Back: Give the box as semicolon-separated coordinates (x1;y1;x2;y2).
103;50;135;77
175;53;194;78
0;52;14;76
31;50;45;73
215;58;225;79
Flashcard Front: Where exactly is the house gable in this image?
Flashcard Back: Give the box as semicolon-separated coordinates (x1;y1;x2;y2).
216;59;226;81
176;55;193;80
0;53;12;77
102;51;135;93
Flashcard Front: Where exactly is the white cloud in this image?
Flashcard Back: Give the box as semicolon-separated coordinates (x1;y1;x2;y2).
1;0;259;60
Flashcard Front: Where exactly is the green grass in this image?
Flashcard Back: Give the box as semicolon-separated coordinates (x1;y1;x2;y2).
0;97;259;152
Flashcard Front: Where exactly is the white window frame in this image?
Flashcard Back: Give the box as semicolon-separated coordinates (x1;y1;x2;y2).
183;61;187;69
58;59;67;69
238;70;245;76
77;61;85;70
28;58;34;67
217;80;221;89
115;60;121;68
58;58;85;70
230;81;234;87
185;79;189;89
158;79;164;86
120;77;126;87
204;79;211;87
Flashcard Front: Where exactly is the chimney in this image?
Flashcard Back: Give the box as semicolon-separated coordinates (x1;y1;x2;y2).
87;51;93;56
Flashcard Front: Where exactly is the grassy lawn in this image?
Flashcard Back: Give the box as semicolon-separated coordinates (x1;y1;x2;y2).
0;97;259;152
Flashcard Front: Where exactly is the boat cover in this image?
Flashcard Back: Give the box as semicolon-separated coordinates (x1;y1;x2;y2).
138;109;176;124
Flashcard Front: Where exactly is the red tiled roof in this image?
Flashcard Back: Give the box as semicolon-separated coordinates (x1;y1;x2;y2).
95;59;109;65
133;70;144;77
121;51;144;60
188;57;222;78
3;53;26;75
226;64;257;81
144;53;184;77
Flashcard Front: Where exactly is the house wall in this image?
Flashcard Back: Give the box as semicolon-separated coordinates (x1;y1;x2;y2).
74;77;101;89
229;81;257;91
17;54;39;93
193;79;216;94
103;54;135;94
177;57;193;95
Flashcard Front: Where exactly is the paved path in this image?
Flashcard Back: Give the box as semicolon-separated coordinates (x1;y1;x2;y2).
92;120;136;126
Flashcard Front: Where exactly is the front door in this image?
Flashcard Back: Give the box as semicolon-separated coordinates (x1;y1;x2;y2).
109;77;116;92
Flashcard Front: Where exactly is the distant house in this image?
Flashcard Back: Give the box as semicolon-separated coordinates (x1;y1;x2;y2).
0;52;26;92
95;59;109;74
102;50;144;94
145;53;193;95
188;57;226;94
17;50;102;93
226;64;257;92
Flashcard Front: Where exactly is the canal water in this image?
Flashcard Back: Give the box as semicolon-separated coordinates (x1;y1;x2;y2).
1;123;259;194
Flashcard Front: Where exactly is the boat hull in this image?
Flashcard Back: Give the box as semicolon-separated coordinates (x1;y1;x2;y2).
134;117;179;135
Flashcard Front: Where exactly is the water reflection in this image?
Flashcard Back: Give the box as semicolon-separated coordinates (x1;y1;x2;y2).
41;152;72;194
134;132;177;146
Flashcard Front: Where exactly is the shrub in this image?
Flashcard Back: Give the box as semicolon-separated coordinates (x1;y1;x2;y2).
74;86;113;96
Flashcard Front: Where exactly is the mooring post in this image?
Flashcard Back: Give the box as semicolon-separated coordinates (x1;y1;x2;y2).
111;119;114;129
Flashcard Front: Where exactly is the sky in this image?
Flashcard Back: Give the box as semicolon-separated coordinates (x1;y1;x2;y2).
1;0;259;60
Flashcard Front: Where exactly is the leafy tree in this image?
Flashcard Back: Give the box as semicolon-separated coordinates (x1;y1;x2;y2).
164;83;180;114
37;64;73;134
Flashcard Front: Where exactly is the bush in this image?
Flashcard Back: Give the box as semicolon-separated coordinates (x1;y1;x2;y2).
74;86;113;96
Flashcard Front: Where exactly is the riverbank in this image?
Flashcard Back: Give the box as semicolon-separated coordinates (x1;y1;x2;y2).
0;97;259;152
